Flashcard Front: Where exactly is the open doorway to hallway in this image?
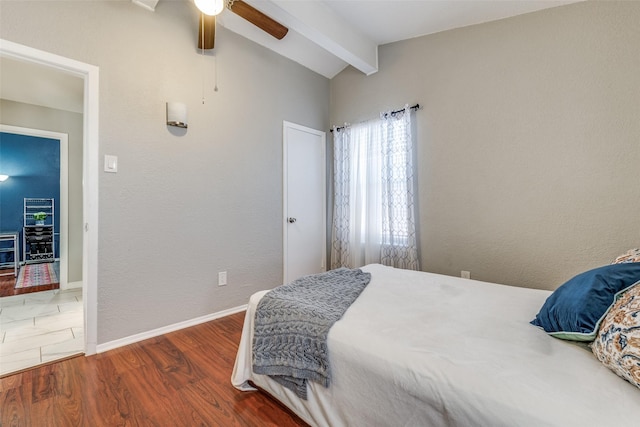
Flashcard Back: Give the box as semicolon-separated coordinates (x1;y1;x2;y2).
0;37;100;366
0;130;82;376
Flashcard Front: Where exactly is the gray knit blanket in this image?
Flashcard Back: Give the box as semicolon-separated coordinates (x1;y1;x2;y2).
252;268;371;399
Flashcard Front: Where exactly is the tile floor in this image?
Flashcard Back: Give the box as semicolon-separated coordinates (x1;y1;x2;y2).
0;288;83;376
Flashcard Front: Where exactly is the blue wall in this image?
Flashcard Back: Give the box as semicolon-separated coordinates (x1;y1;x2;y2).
0;132;60;262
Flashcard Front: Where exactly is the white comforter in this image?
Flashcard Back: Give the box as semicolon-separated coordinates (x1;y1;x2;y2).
232;264;640;426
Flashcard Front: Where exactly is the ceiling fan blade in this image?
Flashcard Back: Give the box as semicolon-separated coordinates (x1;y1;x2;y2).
198;14;216;50
230;0;288;40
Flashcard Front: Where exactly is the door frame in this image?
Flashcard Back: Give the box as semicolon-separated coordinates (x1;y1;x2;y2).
282;120;327;284
1;39;100;355
0;125;69;288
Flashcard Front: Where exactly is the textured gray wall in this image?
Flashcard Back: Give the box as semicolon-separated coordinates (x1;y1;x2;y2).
1;1;329;344
330;1;640;290
0;99;84;283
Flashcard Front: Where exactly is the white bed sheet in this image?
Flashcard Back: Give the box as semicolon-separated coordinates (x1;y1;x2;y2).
232;264;640;426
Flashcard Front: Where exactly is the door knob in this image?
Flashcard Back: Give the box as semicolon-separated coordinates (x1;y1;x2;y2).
288;217;297;223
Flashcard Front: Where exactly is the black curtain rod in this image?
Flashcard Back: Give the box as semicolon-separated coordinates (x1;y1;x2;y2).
330;103;420;133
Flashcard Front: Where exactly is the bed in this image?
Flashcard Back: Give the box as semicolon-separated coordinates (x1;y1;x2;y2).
231;263;640;426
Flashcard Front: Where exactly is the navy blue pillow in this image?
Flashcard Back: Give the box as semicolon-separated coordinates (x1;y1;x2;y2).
530;263;640;341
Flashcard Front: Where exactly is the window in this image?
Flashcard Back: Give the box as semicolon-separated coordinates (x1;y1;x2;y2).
331;106;419;270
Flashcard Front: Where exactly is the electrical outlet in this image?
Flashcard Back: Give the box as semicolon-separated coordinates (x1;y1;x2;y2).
461;270;471;279
218;271;227;286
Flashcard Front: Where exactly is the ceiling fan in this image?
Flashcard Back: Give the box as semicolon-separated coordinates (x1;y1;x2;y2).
196;0;289;50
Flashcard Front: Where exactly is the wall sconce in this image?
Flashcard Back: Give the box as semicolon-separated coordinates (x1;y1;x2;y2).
166;102;188;128
0;175;9;182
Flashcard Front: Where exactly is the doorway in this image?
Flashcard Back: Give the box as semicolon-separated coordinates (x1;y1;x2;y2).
282;121;326;284
0;126;70;292
0;39;99;362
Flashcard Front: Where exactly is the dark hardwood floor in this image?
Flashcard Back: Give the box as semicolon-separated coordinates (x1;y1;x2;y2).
0;311;309;426
0;267;59;297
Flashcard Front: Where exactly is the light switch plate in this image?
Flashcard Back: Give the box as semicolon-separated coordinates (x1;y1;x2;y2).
104;155;118;173
218;271;227;286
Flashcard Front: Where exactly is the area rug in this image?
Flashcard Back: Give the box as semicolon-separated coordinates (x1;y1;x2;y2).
15;262;59;289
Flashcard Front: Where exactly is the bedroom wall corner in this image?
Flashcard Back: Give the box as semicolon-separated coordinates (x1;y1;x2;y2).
329;0;640;290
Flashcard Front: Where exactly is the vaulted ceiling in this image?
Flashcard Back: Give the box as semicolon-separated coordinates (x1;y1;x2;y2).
0;0;583;113
172;0;583;78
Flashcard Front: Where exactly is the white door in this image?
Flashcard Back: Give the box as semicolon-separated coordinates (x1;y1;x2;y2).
283;121;326;284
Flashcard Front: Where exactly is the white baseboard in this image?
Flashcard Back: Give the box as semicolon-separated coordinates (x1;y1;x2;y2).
95;304;248;354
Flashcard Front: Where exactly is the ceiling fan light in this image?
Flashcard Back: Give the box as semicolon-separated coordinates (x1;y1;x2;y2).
195;0;224;16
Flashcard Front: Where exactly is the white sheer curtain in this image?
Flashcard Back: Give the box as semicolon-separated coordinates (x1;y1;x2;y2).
331;106;419;270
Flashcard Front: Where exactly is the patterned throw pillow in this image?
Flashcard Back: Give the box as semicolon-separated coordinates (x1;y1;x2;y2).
592;284;640;389
612;248;640;264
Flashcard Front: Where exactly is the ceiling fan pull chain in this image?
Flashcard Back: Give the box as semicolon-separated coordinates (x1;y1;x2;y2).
214;54;219;92
201;12;206;104
214;15;219;92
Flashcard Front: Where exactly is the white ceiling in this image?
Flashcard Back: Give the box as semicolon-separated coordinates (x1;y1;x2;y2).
215;0;583;78
325;0;581;45
0;0;583;113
